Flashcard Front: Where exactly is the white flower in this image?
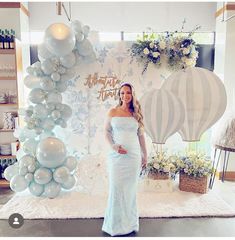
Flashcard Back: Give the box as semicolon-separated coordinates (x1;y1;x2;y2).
182;48;190;55
149;42;154;49
159;41;166;50
143;48;150;55
152;51;160;58
153;163;160;169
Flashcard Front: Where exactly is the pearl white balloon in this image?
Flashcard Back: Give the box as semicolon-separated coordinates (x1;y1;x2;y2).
76;39;94;57
34;167;52;185
24;75;41;89
64;156;77;172
38;43;53;60
61;175;76;190
60;52;76;68
82;25;90;37
41;59;55;75
25;173;34;183
34;103;48;119
4;165;19;181
36;137;67;168
42;118;55;131
40;76;56;91
46;91;62;104
28;88;45;104
60;104;72;120
53;166;70;183
44;23;76;57
10;175;28;192
51;72;61;82
44;180;61;198
29;181;44;196
56;81;67;92
19;155;36;168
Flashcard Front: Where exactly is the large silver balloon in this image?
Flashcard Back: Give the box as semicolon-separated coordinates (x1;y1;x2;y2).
161;67;227;141
44;23;76;57
36;137;67;168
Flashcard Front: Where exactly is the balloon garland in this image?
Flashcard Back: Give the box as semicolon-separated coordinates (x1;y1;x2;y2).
4;21;96;198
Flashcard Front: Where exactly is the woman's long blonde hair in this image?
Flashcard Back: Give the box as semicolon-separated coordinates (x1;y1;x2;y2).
116;83;144;129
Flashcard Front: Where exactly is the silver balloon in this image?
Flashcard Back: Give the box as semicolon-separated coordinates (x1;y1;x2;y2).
10;175;28;192
36;137;67;168
24;75;41;89
53;166;70;183
28;88;46;104
34;167;53;185
44;180;61;198
61;175;76;190
60;52;76;68
44;23;76;57
29;181;44;196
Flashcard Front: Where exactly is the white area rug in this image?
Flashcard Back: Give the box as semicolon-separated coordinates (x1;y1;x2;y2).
0;187;235;219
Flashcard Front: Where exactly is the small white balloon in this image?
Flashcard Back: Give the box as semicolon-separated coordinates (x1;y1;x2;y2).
51;72;61;82
53;166;70;183
41;59;55;75
76;39;94;57
60;52;76;68
24;75;41;89
38;43;53;60
10;175;28;192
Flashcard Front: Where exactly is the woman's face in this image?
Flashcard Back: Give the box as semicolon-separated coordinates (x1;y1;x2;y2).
120;85;132;104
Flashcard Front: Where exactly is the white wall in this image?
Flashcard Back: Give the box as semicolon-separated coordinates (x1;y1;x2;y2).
28;2;216;32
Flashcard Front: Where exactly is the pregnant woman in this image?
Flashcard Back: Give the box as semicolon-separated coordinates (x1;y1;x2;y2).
102;82;147;236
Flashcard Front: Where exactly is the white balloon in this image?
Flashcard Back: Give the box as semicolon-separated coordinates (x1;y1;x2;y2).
76;39;93;57
34;103;48;119
40;76;56;91
64;156;77;172
34;167;52;185
44;23;76;57
36;137;67;168
23;138;39;155
82;25;90;37
61;175;76;190
38;43;53;60
56;81;67;92
10;175;28;192
24;75;41;89
44;180;61;198
4;165;19;181
71;20;83;33
60;52;76;68
46;91;62;104
51;72;61;82
53;166;70;183
41;59;55;75
28;88;46;104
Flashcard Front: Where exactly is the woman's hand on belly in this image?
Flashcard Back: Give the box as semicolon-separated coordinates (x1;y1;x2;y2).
112;144;128;154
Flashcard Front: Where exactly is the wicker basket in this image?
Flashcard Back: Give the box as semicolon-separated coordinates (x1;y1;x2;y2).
179;173;208;194
148;172;170;180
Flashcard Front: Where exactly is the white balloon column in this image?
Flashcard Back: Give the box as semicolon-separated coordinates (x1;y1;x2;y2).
4;21;96;198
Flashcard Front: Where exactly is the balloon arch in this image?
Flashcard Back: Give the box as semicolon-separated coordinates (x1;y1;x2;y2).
4;21;96;198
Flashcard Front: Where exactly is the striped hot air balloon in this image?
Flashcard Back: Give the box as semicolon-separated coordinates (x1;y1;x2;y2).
161;67;227;141
140;89;185;144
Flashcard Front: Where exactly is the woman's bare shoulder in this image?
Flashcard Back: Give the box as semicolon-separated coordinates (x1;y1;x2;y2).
107;107;119;117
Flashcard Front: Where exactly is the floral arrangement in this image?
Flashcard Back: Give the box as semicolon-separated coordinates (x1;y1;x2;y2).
177;151;213;178
129;22;200;74
145;151;180;179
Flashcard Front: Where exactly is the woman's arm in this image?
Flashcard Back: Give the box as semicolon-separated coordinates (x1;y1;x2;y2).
138;127;147;167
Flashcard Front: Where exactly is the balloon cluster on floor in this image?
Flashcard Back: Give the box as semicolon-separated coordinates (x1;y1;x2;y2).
4;21;96;198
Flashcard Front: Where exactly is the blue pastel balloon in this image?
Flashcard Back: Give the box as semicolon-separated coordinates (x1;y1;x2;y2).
29;181;44;196
36;137;66;168
34;167;52;185
64;156;78;172
61;175;76;190
44;180;61;198
10;175;28;192
53;166;70;183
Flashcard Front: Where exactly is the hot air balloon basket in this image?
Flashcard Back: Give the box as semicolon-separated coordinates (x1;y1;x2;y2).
148;172;170;180
179;173;208;194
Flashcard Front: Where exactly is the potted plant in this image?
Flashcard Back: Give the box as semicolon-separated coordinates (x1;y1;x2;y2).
146;152;179;180
177;151;213;194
